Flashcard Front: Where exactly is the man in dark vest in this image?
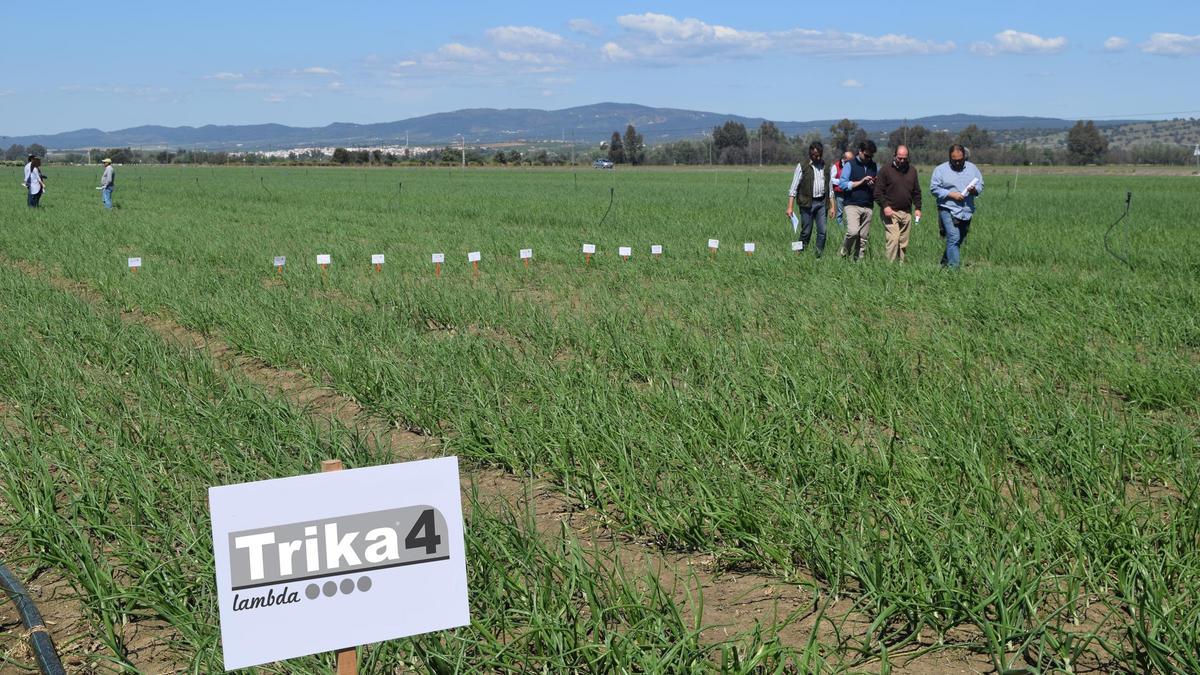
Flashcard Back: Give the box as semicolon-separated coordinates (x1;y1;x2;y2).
786;141;834;257
835;140;878;261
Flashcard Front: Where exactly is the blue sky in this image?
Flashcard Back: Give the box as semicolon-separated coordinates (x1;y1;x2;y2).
2;1;1199;136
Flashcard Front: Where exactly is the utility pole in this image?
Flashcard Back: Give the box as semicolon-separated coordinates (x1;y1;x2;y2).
458;134;465;168
571;130;576;166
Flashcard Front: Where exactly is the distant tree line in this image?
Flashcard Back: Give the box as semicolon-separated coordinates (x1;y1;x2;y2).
6;118;1192;167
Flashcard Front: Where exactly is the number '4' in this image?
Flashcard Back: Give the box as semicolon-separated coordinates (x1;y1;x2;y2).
405;508;442;554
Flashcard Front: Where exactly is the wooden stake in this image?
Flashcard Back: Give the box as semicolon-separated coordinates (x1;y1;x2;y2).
585;253;591;266
320;459;358;675
435;262;441;277
523;258;529;269
277;265;283;274
374;263;382;273
471;260;479;277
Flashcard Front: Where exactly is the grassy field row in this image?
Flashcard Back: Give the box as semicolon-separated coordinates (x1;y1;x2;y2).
2;165;1198;671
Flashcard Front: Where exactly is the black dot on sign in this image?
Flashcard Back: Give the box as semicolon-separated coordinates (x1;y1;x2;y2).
340;579;355;595
305;584;320;600
322;581;337;597
357;576;372;592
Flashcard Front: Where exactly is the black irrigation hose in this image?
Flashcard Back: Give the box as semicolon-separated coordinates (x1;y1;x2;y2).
0;563;67;675
596;187;615;229
1103;191;1134;271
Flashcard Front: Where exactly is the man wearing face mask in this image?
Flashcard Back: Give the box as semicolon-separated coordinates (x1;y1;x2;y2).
786;141;834;257
874;145;922;263
836;140;878;261
930;144;984;268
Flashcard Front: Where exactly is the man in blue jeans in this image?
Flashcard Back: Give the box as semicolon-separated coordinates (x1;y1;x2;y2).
785;141;833;256
99;158;115;209
930;145;983;268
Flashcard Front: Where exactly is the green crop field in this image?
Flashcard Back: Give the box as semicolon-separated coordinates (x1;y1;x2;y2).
1;164;1197;673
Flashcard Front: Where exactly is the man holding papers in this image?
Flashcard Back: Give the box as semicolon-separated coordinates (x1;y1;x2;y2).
930;144;984;268
786;141;834;257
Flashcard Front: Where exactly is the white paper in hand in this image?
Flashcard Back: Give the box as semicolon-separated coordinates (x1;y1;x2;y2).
963;178;978;195
790;213;799;234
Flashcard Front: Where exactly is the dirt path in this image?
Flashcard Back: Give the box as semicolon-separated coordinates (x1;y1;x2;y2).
1;256;1007;673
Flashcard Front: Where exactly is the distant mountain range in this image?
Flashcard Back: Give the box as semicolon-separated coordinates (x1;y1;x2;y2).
3;102;1145;152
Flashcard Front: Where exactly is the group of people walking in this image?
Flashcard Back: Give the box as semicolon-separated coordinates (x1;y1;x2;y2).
21;154;115;209
787;142;984;268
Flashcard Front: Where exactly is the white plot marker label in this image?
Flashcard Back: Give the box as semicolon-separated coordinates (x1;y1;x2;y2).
316;254;331;269
467;251;481;263
519;248;533;259
432;253;444;277
791;241;803;253
651;245;663;256
127;257;142;272
708;239;719;250
744;242;756;254
371;254;385;265
582;243;596;254
618;246;632;260
273;256;286;267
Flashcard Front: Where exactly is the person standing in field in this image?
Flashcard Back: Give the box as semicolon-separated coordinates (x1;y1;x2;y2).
831;150;853;226
836;140;878;261
930;144;984;268
874;144;922;263
25;156;45;207
23;153;35;187
786;141;834;257
99;158;115;209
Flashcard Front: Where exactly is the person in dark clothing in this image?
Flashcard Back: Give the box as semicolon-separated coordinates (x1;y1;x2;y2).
835;140;878;261
874;144;922;262
786;141;834;256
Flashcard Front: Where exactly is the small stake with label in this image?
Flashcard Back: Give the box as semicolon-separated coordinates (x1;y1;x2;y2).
744;242;756;256
319;458;359;675
372;254;385;273
708;239;719;259
619;246;631;261
520;248;532;268
468;251;481;277
128;257;141;273
273;256;286;274
791;241;803;255
651;245;662;259
432;253;444;277
582;243;595;266
317;253;331;272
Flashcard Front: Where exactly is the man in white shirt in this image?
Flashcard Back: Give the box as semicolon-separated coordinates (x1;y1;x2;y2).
100;158;115;209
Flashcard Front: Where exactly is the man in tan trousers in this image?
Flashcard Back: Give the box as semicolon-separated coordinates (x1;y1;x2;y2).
873;145;922;262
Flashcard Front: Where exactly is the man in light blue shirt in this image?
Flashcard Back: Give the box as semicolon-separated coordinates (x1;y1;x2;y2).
929;144;983;268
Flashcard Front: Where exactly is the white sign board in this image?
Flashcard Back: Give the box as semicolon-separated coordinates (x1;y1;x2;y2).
651;245;663;255
371;254;385;265
791;241;803;252
582;243;596;254
431;253;445;264
618;246;632;258
127;257;142;269
316;254;331;266
744;242;756;253
519;248;533;260
273;256;286;267
468;251;481;263
707;239;719;249
209;457;469;671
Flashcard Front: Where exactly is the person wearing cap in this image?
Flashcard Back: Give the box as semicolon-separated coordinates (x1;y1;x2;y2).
25;156;45;207
99;158;115;209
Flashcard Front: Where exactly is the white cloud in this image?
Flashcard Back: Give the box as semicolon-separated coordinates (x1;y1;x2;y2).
485;26;567;50
971;29;1066;55
1141;33;1200;56
567;18;602;37
841;79;863;88
1103;36;1128;52
263;94;285;103
299;66;339;76
0;89;13;97
603;13;953;63
436;42;490;62
204;72;244;80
